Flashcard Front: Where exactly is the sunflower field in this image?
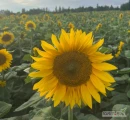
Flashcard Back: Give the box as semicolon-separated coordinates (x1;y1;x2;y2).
0;11;130;120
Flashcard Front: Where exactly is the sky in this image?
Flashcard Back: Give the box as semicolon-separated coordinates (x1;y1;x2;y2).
0;0;128;12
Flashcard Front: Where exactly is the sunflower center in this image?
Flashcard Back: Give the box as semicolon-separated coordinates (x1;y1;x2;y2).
2;34;11;42
53;51;92;87
0;54;6;65
27;23;34;28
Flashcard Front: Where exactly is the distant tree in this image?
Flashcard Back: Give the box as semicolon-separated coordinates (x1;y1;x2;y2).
22;8;25;13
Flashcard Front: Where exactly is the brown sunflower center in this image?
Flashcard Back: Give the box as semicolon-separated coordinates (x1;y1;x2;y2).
2;34;11;42
53;51;92;87
0;54;6;65
27;23;34;28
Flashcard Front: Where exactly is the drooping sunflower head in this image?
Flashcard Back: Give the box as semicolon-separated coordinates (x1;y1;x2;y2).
0;32;14;45
29;29;117;109
0;49;12;72
25;21;36;31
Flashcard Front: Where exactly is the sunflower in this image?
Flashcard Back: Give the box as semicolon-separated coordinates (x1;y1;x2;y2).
68;22;75;29
119;13;123;19
21;14;28;19
29;29;117;109
0;80;6;87
0;49;12;72
57;20;62;27
0;32;14;45
25;21;36;31
96;23;102;31
115;41;124;58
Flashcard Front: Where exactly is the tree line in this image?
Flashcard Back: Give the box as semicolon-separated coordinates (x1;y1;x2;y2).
0;1;130;15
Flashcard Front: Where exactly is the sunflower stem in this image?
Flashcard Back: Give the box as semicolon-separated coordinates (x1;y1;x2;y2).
68;106;73;120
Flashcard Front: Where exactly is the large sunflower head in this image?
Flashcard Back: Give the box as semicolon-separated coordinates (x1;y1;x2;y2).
29;29;117;109
25;21;36;31
0;32;14;45
0;49;12;72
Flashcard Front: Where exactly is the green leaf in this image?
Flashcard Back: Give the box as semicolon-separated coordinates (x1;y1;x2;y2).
0;101;12;118
99;46;112;53
31;106;54;120
125;50;130;59
117;68;130;74
1;114;29;120
111;104;130;120
15;92;42;112
78;114;99;120
127;90;130;98
22;54;32;62
11;63;30;72
24;76;32;84
114;74;129;81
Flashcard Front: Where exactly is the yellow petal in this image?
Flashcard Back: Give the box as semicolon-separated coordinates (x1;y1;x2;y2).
106;87;115;91
81;84;92;109
90;74;106;94
51;34;60;48
92;68;115;83
59;30;70;52
87;81;101;103
29;69;52;78
89;52;113;63
45;87;57;99
41;41;55;50
80;32;93;51
31;61;53;70
87;39;104;55
33;78;45;90
92;62;117;71
53;84;66;107
40;77;58;91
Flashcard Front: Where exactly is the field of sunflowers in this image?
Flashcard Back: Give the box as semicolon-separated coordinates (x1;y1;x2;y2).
0;11;130;120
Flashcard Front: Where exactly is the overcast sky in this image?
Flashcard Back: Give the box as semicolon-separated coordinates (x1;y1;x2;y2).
0;0;128;12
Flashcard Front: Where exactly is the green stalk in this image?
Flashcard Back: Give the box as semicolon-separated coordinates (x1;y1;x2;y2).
68;106;73;120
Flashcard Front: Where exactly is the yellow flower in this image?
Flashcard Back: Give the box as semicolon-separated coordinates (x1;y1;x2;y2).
115;51;121;58
129;21;130;26
0;80;6;87
0;49;12;72
57;20;62;27
20;21;24;25
68;22;75;29
21;14;28;19
118;41;124;51
25;21;36;31
115;41;124;58
29;29;117;109
119;13;123;19
0;32;14;45
44;14;50;21
20;32;26;39
96;23;102;31
128;30;130;33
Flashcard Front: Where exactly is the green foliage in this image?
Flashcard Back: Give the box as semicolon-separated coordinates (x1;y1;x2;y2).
0;11;130;120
